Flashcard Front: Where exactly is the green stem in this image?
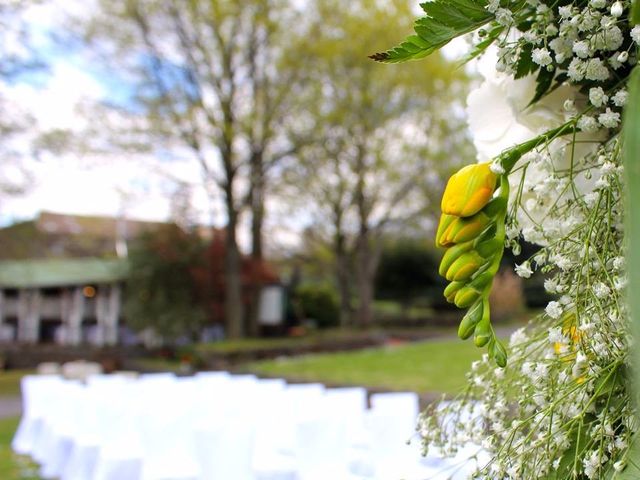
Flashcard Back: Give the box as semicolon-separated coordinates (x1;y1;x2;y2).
498;122;577;175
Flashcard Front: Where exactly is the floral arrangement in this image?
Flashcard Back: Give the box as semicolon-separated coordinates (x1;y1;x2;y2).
374;0;640;478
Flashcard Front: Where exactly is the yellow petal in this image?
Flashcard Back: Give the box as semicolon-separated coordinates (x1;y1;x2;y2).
441;163;498;217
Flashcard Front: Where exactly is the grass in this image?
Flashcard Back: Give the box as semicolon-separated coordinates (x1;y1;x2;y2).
195;328;389;353
0;371;30;398
0;417;40;480
245;338;484;395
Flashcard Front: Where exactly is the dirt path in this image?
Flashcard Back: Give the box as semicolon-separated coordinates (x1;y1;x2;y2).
0;396;22;419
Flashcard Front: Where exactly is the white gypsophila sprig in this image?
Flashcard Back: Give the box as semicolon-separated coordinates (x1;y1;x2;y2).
420;64;632;480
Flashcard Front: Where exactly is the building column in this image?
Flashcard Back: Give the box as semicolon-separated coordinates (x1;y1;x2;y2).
95;287;107;347
66;287;85;346
105;285;121;346
18;289;41;344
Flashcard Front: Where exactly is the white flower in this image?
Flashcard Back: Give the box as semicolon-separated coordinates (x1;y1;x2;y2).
568;58;586;81
598;108;621;129
589;0;605;7
617;51;629;63
611;1;623;17
572;41;591;59
589;87;608;107
486;0;500;12
515;261;533;278
548;327;565;344
532;47;552;66
585;58;610;81
546;301;563;319
631;25;640;44
495;8;513;26
613;256;625;270
489;161;505;174
612;89;628;107
577;115;599;133
593;281;611;298
559;5;573;17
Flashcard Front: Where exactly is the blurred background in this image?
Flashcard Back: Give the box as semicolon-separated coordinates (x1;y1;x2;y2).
0;0;550;478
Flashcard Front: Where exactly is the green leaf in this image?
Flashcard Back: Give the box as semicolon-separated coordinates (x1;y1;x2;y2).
625;67;640;476
632;0;640;25
528;66;555;106
457;25;504;67
370;0;493;63
514;44;537;79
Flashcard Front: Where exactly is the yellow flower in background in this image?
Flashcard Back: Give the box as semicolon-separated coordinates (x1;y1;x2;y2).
441;163;497;217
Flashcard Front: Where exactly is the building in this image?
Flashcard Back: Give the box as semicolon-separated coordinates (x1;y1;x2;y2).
0;212;284;345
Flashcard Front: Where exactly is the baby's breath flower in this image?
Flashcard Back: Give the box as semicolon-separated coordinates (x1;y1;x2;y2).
611;1;624;17
546;301;563;319
532;47;553;66
612;89;628;107
572;40;591;59
598;108;621;129
589;87;608;107
495;8;514;26
515;261;533;278
585;58;610;81
578;115;600;133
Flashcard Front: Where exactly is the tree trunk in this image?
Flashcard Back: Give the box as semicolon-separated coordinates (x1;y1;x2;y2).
355;233;374;327
224;183;244;339
335;231;352;328
247;152;265;337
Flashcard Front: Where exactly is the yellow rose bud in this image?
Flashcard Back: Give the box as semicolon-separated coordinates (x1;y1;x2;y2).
441;163;498;217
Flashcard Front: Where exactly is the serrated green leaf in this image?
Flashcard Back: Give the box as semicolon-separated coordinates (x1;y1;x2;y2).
514;44;537;79
528;66;554;105
370;0;493;63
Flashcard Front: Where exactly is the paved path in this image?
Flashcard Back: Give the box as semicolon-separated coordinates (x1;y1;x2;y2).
0;396;22;418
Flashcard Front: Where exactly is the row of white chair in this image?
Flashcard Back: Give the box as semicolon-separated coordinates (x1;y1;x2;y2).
12;372;482;479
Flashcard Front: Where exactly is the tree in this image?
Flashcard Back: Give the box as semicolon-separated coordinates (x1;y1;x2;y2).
375;238;440;312
84;0;307;337
285;0;471;327
0;1;46;198
124;224;207;342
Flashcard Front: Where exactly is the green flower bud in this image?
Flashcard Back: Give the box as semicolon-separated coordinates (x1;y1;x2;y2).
458;299;483;340
454;286;480;308
473;300;492;347
491;339;508;368
438;240;474;277
437;212;492;247
446;251;485;282
475;237;503;259
444;281;464;303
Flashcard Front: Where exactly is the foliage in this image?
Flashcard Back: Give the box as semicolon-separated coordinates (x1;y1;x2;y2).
124;224;207;342
374;238;440;306
284;0;471;327
371;0;496;63
293;284;340;329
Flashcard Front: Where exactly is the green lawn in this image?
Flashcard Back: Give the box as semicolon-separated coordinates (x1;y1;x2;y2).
246;338;483;395
0;417;40;480
195;328;386;353
0;371;30;398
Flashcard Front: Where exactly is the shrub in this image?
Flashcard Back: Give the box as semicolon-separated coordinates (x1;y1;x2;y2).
294;284;340;329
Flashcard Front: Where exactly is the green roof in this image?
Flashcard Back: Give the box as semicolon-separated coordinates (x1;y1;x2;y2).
0;258;129;288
